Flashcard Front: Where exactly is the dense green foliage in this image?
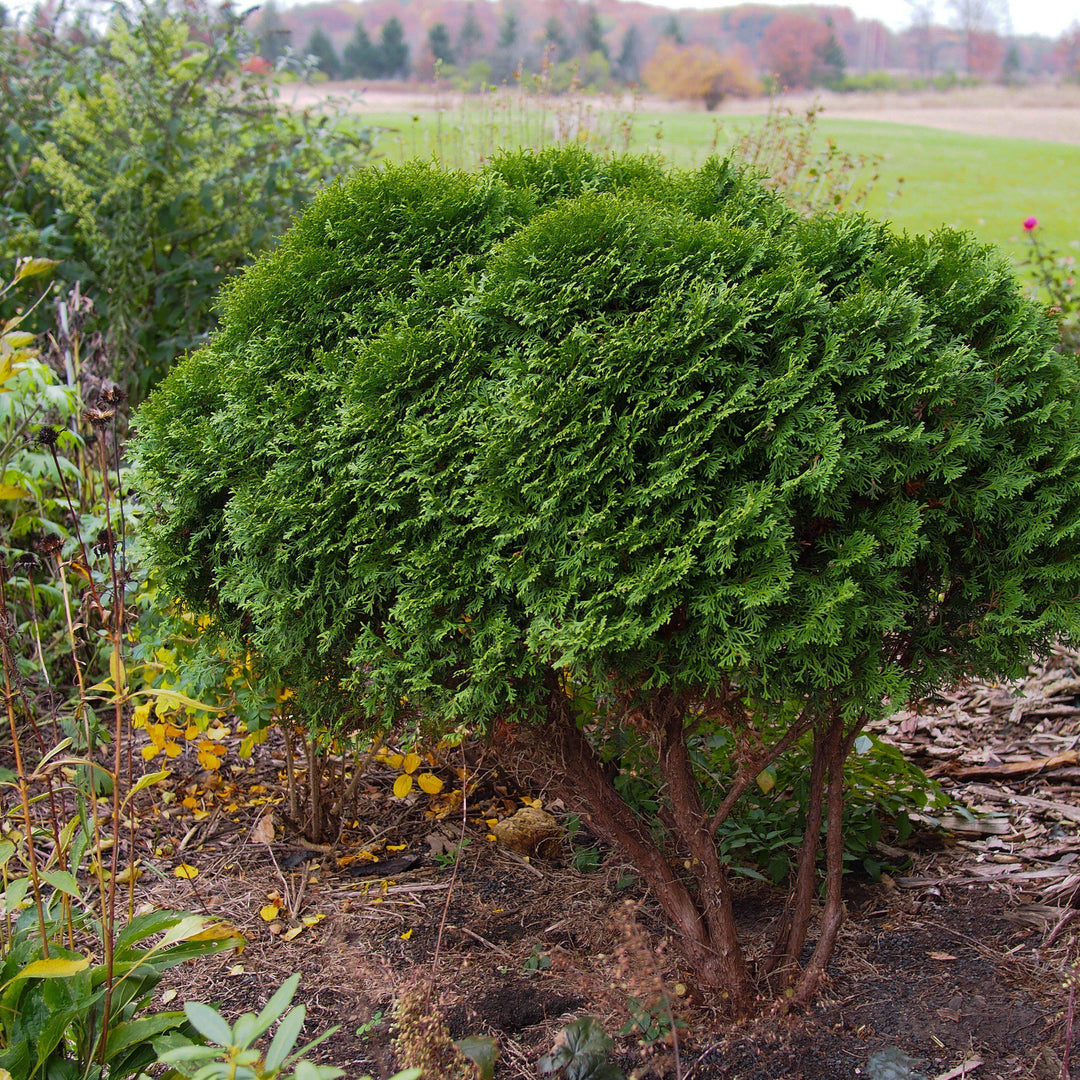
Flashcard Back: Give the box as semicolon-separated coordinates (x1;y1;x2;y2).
0;2;372;397
135;146;1080;741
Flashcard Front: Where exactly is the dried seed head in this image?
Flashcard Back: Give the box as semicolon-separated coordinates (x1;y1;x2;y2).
36;535;64;557
84;406;114;427
35;426;59;448
100;383;126;406
13;552;40;574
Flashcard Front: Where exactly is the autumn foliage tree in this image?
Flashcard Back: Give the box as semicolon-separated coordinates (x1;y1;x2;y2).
134;148;1080;1014
643;41;761;109
760;11;835;89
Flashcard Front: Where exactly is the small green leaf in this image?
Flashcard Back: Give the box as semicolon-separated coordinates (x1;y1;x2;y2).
183;1000;234;1046
15;257;59;281
265;1004;305;1070
456;1035;499;1080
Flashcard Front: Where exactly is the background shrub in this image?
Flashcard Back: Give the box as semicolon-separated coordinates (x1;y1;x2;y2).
0;1;373;398
134;147;1080;1011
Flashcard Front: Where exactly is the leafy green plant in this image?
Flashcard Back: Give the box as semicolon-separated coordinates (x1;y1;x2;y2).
0;899;242;1080
134;146;1080;1015
430;838;471;870
521;944;552;974
156;973;343;1080
1;2;373;397
538;1017;624;1080
615;997;685;1047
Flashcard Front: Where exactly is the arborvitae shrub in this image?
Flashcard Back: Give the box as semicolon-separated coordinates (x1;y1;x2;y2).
134;147;1080;1012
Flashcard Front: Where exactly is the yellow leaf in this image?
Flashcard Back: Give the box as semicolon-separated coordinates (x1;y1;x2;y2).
164;742;183;758
260;904;280;922
2;331;34;348
756;769;776;795
188;921;245;951
181;796;198;809
380;753;404;769
402;752;421;775
0;484;28;500
392;773;413;799
206;723;230;742
239;734;255;759
141;745;160;762
282;926;304;941
197;749;222;770
417;773;444;795
161;989;178;1004
485;819;499;828
134;687;226;712
227;964;246;976
16;956;90;979
301;914;325;927
174;863;199;879
15;257;59;280
185;724;199;740
400;928;413;940
109;648;126;692
486;834;497;842
521;796;543;809
386;843;406;852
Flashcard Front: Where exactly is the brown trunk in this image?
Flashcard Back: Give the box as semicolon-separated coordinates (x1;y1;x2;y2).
531;676;754;1012
654;697;752;1006
791;718;857;1006
765;713;830;979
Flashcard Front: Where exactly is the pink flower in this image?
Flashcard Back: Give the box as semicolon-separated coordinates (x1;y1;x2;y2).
1023;216;1038;231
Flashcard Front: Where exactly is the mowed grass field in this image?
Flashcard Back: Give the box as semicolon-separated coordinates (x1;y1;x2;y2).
357;103;1080;269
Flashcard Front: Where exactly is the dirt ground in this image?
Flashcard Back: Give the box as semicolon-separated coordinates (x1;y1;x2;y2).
281;81;1080;147
134;644;1080;1080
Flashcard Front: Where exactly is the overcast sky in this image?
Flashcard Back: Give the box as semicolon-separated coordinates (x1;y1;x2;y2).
646;0;1076;38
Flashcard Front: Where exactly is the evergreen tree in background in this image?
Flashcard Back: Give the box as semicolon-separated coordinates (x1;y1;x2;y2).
256;0;290;63
543;15;571;61
342;20;376;78
304;25;340;79
428;21;455;65
662;13;684;43
615;24;642;82
580;3;608;60
456;2;483;64
497;7;519;49
378;16;409;77
817;18;846;87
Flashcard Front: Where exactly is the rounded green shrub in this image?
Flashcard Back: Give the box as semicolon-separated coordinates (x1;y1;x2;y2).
134;146;1080;1008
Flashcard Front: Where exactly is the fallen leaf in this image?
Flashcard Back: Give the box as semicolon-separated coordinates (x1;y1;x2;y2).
403;752;421;775
400;928;413;940
260;904;280;922
227;964;246;976
282;926;304;941
928;951;958;961
161;989;178;1004
393;773;413;799
174;864;199;879
417;772;444;795
301;914;325;927
251;813;275;845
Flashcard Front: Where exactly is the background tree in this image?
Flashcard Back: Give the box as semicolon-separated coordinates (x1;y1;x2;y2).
818;17;846;86
947;0;1008;73
342;20;376;78
644;41;761;108
377;16;409;78
456;2;484;65
427;21;455;66
543;15;571;62
760;12;832;89
255;0;289;64
661;13;683;43
614;24;642;82
906;0;939;73
303;25;340;79
579;3;608;60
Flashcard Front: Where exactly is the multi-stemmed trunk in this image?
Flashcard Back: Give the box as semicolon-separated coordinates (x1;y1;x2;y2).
512;674;865;1014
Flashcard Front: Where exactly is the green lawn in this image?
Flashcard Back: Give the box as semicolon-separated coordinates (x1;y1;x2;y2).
356;104;1079;270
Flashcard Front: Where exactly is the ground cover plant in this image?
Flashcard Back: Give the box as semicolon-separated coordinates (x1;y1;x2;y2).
133;145;1080;1015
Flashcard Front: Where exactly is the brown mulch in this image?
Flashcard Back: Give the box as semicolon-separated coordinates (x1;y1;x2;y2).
120;646;1080;1080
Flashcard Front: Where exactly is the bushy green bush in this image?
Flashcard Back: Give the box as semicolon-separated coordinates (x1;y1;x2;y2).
134;147;1080;1012
0;1;373;397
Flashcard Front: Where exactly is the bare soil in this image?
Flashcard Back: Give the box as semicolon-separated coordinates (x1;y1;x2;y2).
133;645;1080;1080
280;82;1080;146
